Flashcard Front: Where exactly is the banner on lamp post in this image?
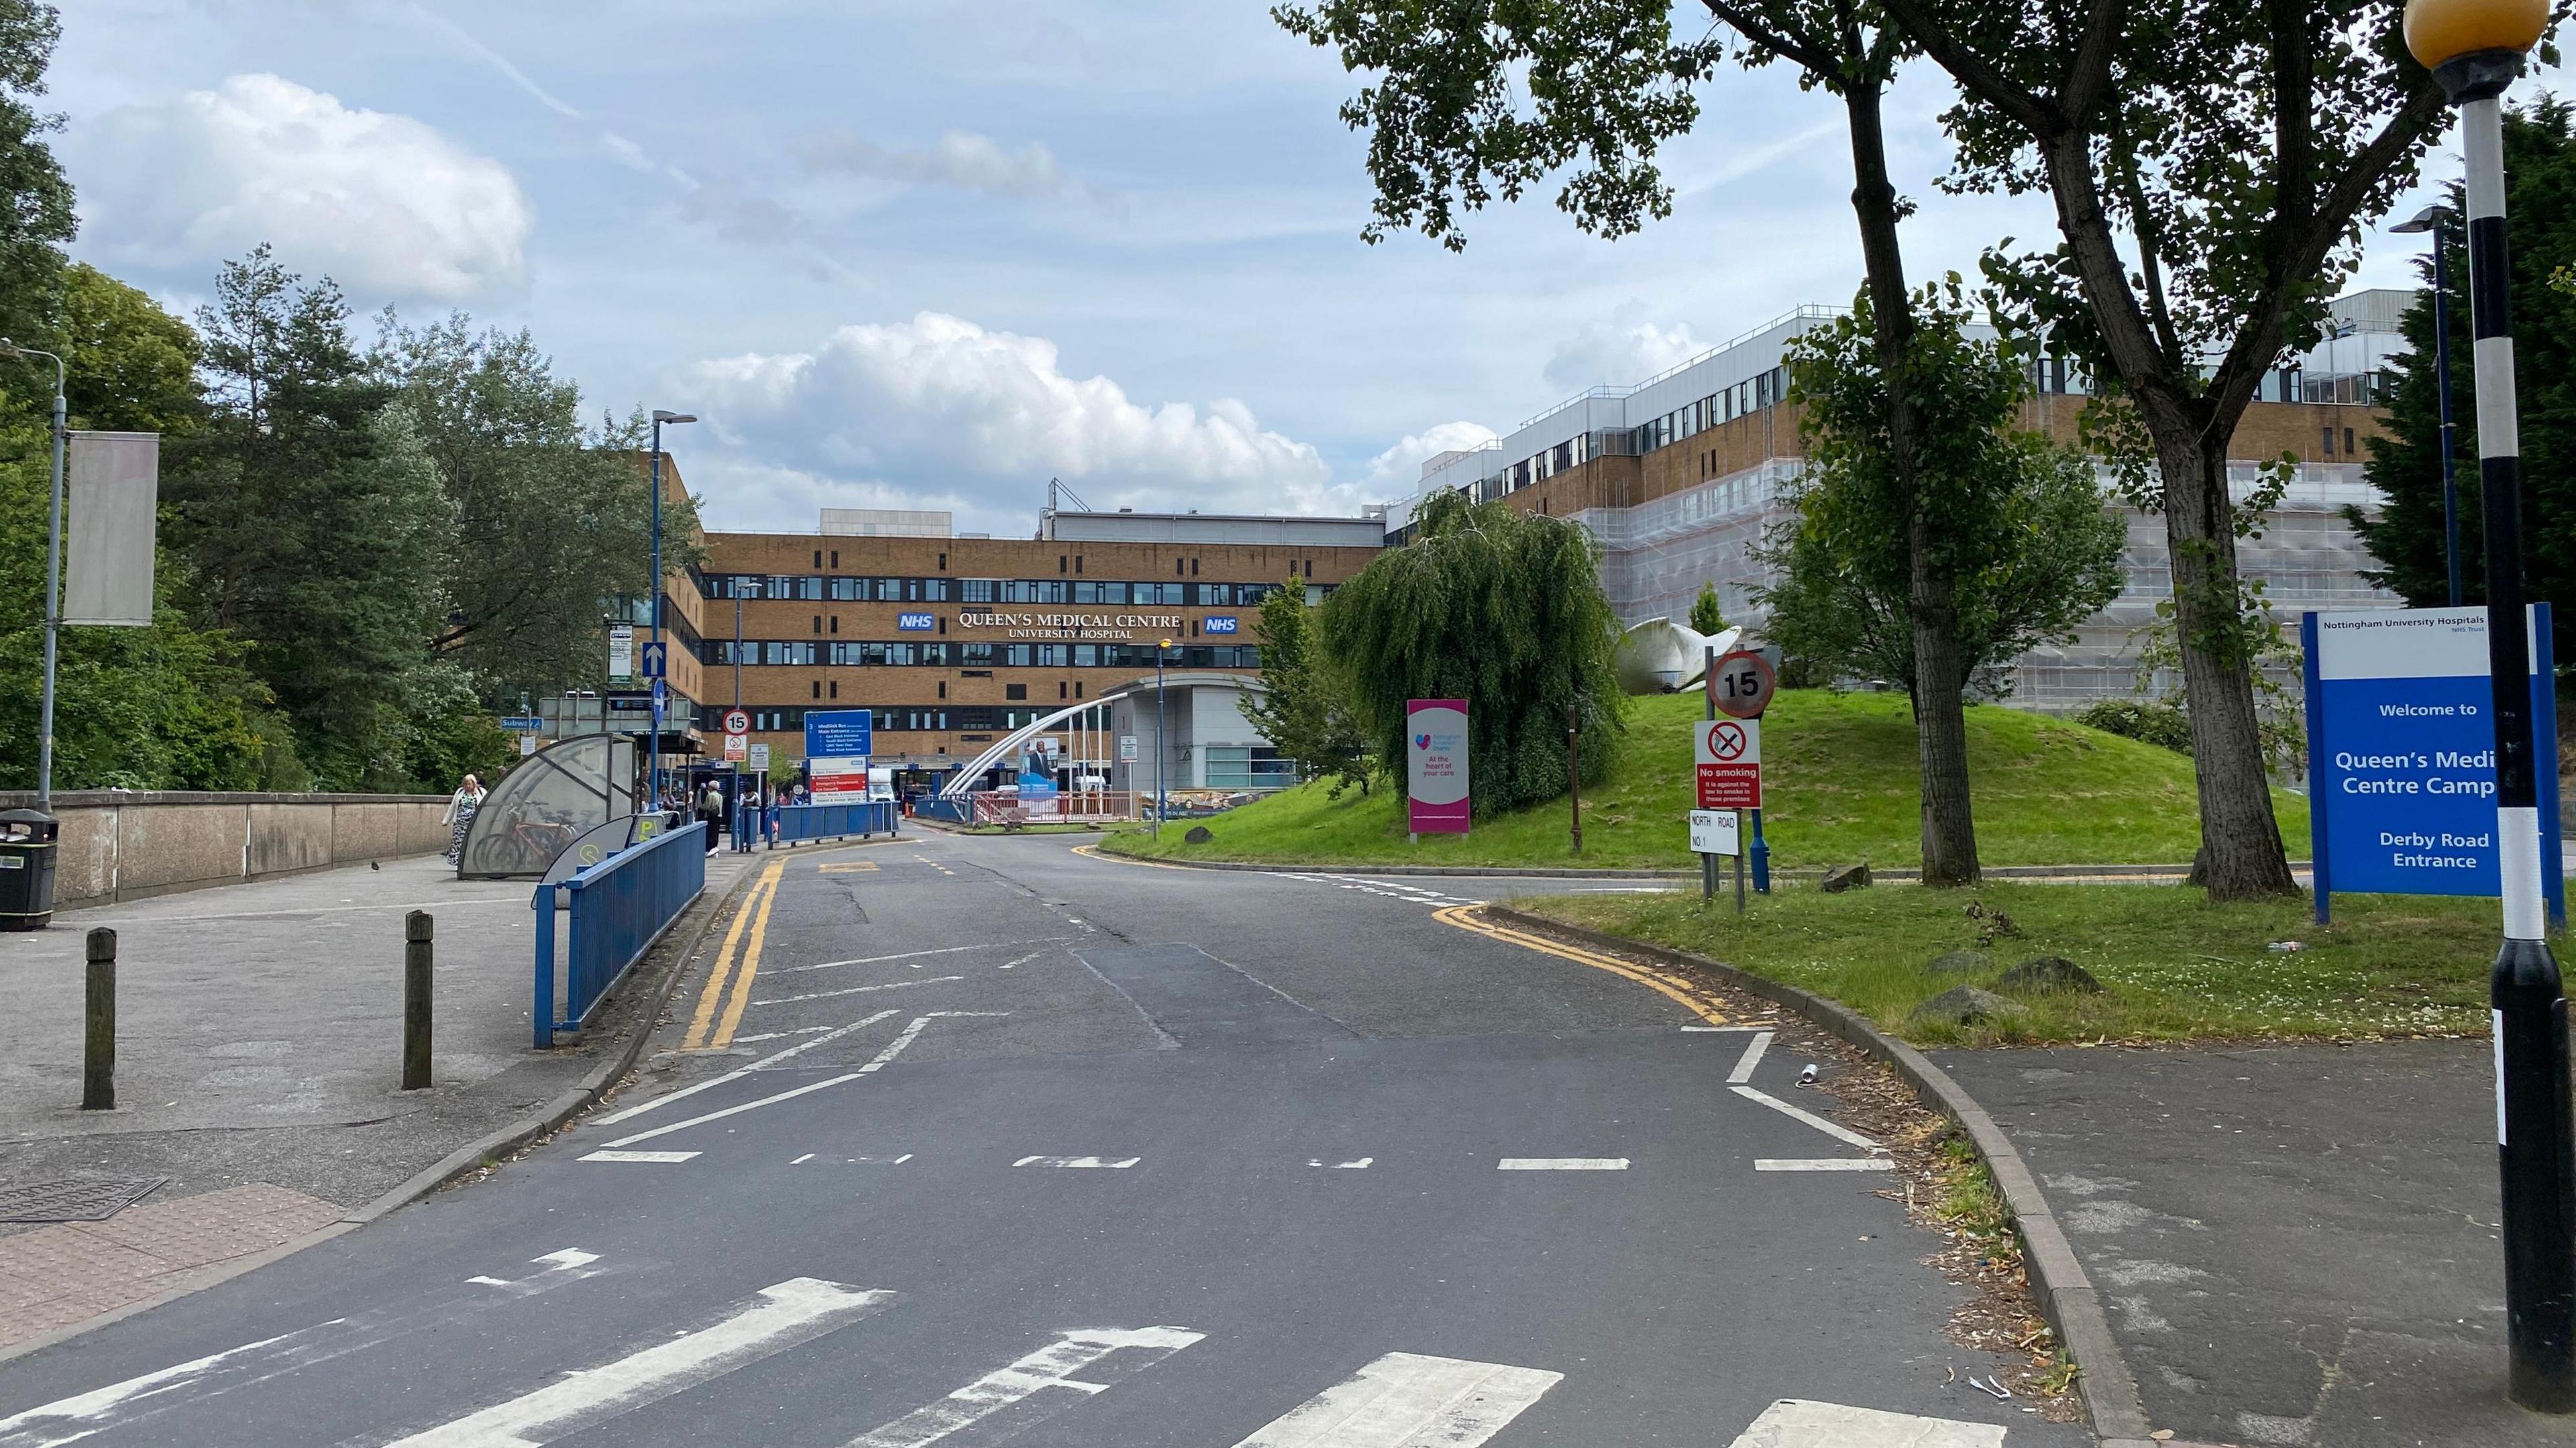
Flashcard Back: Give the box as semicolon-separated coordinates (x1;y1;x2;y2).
1405;699;1470;836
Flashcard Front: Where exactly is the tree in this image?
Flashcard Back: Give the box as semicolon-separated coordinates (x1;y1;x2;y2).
165;247;452;789
1872;0;2455;897
1757;286;2127;700
1322;491;1622;819
1275;0;1991;883
2353;100;2576;669
61;264;202;435
1688;581;1727;638
1244;575;1374;796
0;0;71;365
377;316;689;698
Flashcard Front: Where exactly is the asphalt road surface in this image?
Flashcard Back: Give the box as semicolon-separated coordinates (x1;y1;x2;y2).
0;832;2084;1447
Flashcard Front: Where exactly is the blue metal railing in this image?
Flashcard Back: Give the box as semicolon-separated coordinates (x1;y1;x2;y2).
533;821;706;1047
770;800;898;846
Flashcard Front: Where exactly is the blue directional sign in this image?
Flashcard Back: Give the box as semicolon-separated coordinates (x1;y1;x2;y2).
499;716;543;732
804;708;873;760
897;612;936;632
1204;615;1240;635
639;641;667;679
650;679;668;711
2304;606;2563;924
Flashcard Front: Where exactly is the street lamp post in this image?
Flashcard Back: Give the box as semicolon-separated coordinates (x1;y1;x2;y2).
2391;206;2467;605
2404;0;2571;1410
2;340;69;809
647;409;696;812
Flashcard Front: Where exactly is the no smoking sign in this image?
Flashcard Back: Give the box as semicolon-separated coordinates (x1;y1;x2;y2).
1694;716;1762;809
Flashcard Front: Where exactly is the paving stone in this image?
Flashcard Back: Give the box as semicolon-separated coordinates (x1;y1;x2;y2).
0;1182;341;1349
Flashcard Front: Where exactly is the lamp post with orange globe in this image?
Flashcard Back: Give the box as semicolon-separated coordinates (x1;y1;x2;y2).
2404;0;2571;1410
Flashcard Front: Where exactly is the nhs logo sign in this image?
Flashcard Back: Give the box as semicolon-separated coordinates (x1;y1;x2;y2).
1204;615;1240;635
897;612;936;632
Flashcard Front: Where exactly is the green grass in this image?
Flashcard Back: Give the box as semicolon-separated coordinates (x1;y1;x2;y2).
1102;689;2310;871
1519;881;2498;1045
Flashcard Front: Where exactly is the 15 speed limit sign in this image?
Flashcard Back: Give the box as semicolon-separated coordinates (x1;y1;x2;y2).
722;708;752;736
1709;650;1776;720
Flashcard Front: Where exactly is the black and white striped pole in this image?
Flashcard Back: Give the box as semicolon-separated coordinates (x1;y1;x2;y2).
2406;0;2573;1411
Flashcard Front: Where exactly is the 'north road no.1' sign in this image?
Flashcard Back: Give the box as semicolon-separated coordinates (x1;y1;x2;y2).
2302;605;2563;925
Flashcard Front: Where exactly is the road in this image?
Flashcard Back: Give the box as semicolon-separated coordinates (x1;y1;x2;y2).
0;832;2082;1447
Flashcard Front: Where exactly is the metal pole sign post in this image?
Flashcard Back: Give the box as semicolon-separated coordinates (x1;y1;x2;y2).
1405;700;1471;843
2407;0;2574;1408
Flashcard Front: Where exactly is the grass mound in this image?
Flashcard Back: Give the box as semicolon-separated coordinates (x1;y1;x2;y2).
1106;689;2308;871
1519;883;2491;1046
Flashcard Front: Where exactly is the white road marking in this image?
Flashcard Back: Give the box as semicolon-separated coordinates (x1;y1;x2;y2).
999;951;1045;970
1723;1398;2005;1447
600;1013;1005;1148
863;1012;1006;1074
792;1153;817;1164
1727;1031;1775;1084
842;1326;1203;1447
0;1252;605;1448
380;1278;895;1448
1229;1350;1564;1447
1730;1084;1881;1152
1497;1158;1629;1171
1680;1025;1770;1032
598;1011;900;1126
753;975;962;1007
1307;1158;1373;1169
767;939;1070;977
578;1150;699;1164
1014;1156;1139;1168
730;1025;838;1044
1755;1159;1897;1172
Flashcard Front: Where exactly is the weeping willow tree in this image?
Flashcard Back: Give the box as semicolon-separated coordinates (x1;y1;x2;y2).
1321;491;1624;817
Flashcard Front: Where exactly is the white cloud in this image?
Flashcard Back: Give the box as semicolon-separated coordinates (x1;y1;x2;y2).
682;311;1341;531
71;73;533;301
1356;420;1499;496
1542;311;1712;393
797;129;1073;202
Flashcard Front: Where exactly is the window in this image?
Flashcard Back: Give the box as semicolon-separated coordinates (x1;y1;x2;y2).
2322;427;2335;456
2345;427;2357;456
938;552;947;570
829;577;861;601
1205;746;1293;790
962;579;997;603
812;616;821;634
938;681;947;700
1059;555;1067;574
1175;558;1185;576
960;643;996;667
812;681;821;699
1060;682;1068;700
1075;555;1083;573
1191;557;1199;576
751;709;797;732
829;681;839;699
1006;683;1028;701
813;549;822;568
830;551;839;568
830;616;839;634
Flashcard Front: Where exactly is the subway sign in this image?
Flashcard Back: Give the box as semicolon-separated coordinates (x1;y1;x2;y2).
897;612;936;631
1204;616;1240;634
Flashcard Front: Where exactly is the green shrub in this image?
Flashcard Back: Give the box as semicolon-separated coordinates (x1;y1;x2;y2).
2074;699;2193;754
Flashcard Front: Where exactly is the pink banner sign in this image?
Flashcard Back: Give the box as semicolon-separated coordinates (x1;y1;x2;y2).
1406;699;1470;835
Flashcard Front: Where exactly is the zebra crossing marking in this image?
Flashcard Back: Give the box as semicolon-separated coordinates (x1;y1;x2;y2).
379;1277;895;1447
1724;1398;2004;1447
842;1326;1203;1447
1229;1351;1563;1447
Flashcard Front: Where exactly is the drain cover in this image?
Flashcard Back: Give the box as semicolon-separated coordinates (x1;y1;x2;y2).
0;1176;168;1223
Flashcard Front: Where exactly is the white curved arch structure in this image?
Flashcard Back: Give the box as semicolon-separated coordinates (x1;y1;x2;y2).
1614;619;1741;695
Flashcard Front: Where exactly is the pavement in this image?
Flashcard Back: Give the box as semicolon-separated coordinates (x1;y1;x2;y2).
0;847;760;1353
1936;1040;2576;1448
0;834;2082;1447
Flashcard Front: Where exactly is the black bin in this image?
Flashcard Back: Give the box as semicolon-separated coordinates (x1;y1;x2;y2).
0;808;60;931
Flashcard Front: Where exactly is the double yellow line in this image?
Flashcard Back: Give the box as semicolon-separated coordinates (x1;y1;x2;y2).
682;858;787;1051
1432;904;1743;1026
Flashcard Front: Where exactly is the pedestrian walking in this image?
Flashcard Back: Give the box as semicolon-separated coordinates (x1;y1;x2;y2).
698;781;727;854
441;774;485;867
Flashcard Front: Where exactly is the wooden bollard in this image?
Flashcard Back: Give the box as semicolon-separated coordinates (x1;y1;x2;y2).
82;927;114;1111
404;910;432;1091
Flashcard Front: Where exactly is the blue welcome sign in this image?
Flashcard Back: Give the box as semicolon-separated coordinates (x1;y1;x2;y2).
1205;615;1240;634
2302;606;2563;925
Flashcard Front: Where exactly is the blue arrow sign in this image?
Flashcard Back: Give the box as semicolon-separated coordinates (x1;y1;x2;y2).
640;641;667;679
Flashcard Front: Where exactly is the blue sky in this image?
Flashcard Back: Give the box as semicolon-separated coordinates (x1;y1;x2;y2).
52;1;2454;537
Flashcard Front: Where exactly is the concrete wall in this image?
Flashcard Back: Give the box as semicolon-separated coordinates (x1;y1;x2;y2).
0;791;449;910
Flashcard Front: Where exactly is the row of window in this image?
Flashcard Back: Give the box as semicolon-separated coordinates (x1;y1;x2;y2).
704;641;1263;669
698;575;1295;606
732;706;1050;734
